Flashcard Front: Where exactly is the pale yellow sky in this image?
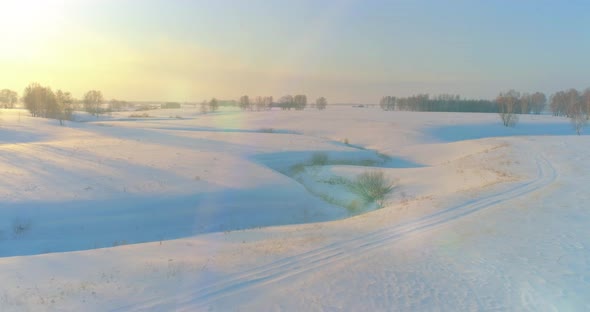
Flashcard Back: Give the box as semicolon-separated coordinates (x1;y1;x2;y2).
0;0;470;103
2;0;588;102
0;6;260;102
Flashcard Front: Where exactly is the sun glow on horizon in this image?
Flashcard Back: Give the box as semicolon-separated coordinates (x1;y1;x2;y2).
0;1;588;102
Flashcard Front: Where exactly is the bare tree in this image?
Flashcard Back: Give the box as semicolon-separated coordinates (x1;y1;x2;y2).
23;83;49;117
255;96;266;111
279;95;294;110
379;96;396;111
583;88;590;118
519;93;531;114
0;89;18;108
565;89;581;118
496;90;520;127
44;90;61;121
22;83;67;123
530;92;547;114
239;95;250;111
23;83;40;116
265;96;273;110
55;90;74;125
109;99;128;112
316;97;328;110
550;91;567;116
208;98;218;112
83;90;104;117
571;107;587;135
200;100;208;114
293;94;307;110
562;89;587;134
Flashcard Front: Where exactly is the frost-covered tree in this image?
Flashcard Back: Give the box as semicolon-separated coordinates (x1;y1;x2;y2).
316;97;328;110
583;88;590;117
496;90;520;127
23;83;41;116
550;91;567;116
23;83;53;117
0;89;18;108
519;93;532;114
565;89;581;118
239;95;250;111
55;90;74;125
559;89;587;134
294;94;307;110
254;96;267;111
208;98;218;112
22;83;69;124
279;95;294;110
260;96;273;110
109;99;128;112
571;107;587;135
530;92;547;114
200;100;208;114
379;96;396;111
83;90;104;117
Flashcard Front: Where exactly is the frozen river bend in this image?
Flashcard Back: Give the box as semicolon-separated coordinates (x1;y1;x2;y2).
0;107;588;311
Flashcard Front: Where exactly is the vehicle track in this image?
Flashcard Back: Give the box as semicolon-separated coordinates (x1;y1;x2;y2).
120;155;556;311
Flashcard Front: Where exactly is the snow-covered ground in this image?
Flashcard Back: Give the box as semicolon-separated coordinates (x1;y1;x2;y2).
0;106;588;311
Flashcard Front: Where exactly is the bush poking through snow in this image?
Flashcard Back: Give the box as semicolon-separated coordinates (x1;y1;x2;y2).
348;171;395;207
346;200;362;214
310;152;329;166
290;163;306;175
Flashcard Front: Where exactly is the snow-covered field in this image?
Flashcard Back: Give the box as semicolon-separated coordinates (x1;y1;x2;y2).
0;106;588;311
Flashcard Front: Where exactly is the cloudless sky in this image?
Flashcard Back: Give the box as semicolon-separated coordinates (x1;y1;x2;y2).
1;0;589;103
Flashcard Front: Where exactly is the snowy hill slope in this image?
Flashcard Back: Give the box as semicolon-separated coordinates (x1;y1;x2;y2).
0;107;588;311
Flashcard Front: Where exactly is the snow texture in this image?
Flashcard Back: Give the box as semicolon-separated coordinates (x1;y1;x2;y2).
0;107;588;311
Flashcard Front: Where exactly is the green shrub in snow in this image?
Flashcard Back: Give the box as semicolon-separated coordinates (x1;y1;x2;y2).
310;152;329;166
348;170;395;207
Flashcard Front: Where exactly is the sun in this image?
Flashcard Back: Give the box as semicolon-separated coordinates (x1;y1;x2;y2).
0;0;69;66
0;0;66;39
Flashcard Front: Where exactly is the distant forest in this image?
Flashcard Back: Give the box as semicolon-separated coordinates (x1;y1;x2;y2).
379;92;546;114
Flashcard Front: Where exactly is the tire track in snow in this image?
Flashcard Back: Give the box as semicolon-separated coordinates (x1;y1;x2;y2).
121;155;556;311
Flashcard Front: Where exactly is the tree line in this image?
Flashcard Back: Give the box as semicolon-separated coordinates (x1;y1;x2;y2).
2;84;330;120
379;91;549;115
494;88;590;133
549;88;590;118
494;90;547;127
234;95;327;111
238;96;273;111
15;83;130;124
548;88;590;134
275;95;327;110
22;83;74;125
380;94;499;113
379;88;589;134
